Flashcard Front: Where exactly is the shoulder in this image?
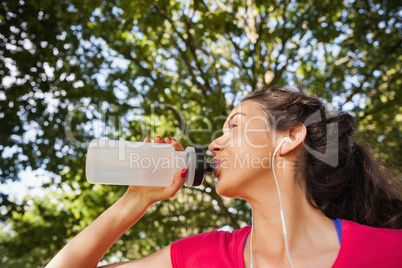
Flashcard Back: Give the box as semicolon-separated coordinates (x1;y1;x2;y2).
333;219;402;267
170;226;251;268
343;219;402;244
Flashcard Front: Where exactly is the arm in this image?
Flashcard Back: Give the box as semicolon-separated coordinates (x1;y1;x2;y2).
46;137;186;268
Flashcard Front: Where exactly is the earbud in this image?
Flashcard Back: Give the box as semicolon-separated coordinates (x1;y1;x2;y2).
273;137;292;156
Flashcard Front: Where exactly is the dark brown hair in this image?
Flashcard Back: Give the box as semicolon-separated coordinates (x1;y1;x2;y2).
241;86;402;229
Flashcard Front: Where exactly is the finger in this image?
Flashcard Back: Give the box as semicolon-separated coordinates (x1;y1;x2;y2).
171;138;185;151
164;136;172;144
144;136;151;143
155;136;164;143
162;168;187;198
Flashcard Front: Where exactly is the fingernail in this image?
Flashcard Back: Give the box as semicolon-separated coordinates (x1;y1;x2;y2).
166;136;171;140
156;136;162;140
172;138;177;142
181;168;188;178
145;136;149;140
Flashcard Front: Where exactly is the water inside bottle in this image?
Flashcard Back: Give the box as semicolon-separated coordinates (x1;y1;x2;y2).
87;140;188;186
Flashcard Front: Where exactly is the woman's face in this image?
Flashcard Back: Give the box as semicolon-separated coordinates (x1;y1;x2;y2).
208;100;282;198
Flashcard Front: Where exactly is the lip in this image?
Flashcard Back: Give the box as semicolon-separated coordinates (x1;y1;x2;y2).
213;164;221;178
212;158;222;178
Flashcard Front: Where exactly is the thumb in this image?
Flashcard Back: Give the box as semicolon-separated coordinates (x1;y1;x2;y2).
162;168;188;199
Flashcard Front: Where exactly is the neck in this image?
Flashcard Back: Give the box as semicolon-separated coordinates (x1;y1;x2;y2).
245;172;335;266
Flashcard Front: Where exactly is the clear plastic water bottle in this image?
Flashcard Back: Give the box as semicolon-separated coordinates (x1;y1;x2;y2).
85;139;213;187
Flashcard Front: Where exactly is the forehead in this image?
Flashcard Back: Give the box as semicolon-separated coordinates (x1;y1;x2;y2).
228;100;263;118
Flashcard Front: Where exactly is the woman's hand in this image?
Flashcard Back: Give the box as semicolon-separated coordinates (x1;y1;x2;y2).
124;136;187;207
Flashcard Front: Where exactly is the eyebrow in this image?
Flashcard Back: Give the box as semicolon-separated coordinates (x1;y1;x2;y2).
225;112;246;127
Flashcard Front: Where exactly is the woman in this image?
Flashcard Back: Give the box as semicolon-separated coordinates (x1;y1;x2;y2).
47;87;402;268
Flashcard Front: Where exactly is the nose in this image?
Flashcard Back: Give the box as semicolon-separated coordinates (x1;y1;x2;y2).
208;138;224;156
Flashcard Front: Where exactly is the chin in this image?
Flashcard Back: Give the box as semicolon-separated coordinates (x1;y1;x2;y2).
216;187;235;198
215;176;241;198
215;170;258;199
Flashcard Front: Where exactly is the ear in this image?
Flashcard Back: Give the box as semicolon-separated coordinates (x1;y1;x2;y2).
279;123;307;156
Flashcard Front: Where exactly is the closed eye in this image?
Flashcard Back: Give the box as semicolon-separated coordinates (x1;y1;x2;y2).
229;122;237;129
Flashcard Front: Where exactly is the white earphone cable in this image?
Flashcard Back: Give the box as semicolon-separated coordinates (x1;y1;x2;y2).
249;138;295;268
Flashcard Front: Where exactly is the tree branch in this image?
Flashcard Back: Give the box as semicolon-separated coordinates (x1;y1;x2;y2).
339;39;401;110
151;2;213;96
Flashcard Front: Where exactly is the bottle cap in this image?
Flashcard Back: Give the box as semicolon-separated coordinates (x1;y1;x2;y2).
191;148;214;186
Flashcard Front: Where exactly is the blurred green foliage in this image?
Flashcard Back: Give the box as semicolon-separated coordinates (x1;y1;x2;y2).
0;0;401;266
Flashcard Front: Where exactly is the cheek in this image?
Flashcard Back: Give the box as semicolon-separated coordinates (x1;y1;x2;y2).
222;143;273;171
246;132;271;149
216;147;272;194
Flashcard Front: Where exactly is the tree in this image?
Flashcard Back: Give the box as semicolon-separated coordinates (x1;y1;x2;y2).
0;0;400;266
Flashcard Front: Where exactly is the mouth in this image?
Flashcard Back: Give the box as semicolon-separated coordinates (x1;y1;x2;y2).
212;158;222;178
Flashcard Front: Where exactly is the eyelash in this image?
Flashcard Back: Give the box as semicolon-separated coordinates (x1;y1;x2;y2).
229;122;237;129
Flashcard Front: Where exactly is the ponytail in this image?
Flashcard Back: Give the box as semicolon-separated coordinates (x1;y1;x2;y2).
303;113;402;228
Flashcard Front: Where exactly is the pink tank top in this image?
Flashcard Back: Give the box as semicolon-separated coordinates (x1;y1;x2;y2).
170;220;402;267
